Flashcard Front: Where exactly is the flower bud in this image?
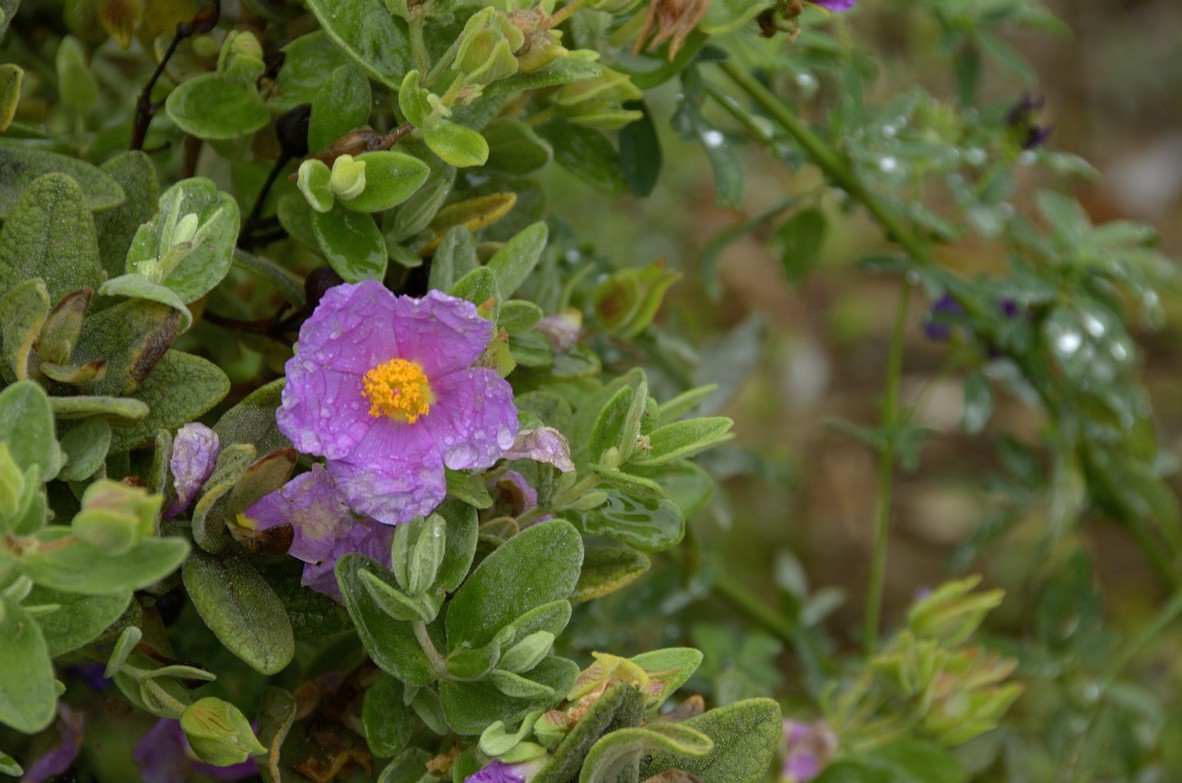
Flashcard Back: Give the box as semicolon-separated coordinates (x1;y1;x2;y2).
329;154;367;201
180;697;266;767
72;480;162;555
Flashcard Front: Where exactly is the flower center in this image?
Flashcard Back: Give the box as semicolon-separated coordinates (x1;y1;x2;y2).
361;358;433;423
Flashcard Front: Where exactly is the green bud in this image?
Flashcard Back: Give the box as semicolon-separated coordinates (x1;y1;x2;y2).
499;631;554;674
454;8;524;85
398;70;433;127
390;515;421;592
218;31;266;84
72;479;162;555
407;513;447;595
907;575;1004;646
181;697;267;767
297;159;335;213
329;154;367;201
552;67;644;130
593;262;682;338
479;711;543;757
170;213;200;248
499;742;547;765
134;258;165;284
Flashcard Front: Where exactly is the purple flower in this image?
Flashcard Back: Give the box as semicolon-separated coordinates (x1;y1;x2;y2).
808;0;857;10
466;759;543;783
165;423;220;519
133;719;258;783
922;293;965;341
503;427;575;472
65;662;112;692
491;469;540;516
277;282;519;525
538;310;581;352
242;464;394;601
780;720;837;783
1006;94;1053;150
21;705;84;783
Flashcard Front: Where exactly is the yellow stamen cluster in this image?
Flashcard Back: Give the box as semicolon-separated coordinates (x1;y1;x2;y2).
362;358;433;423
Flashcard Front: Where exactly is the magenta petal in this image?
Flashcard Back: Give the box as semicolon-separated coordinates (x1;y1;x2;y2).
390;290;493;377
294;281;402;374
165;423;220;518
278;356;373;460
330;422;445;524
242;465;353;562
810;0;856;9
422;367;518;470
21;705;84;783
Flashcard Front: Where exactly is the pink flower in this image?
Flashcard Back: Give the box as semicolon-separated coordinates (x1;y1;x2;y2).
277;282;518;525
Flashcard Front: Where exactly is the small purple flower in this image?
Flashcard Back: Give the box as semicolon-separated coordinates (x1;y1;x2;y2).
538;310;581;352
503;427;575;472
922;293;965;341
780;720;837;783
133;719;258;783
466;759;543;783
242;464;394;601
1006;94;1053;150
492;469;539;516
277;282;519;525
165;423;221;519
808;0;857;10
21;705;84;783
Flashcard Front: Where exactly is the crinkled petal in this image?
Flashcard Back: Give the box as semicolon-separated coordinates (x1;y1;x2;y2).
21;705;84;783
301;518;395;601
503;426;575;472
330;422;445;524
278;281;404;459
278;354;374;460
809;0;856;9
421;367;518;470
391;290;493;377
242;465;353;563
165;423;220;518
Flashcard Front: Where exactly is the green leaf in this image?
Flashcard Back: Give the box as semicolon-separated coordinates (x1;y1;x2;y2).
164;73;269;139
98;274;193;333
619;100;662;196
0;147;124;219
0;596;56;733
440;656;579;735
536;119;626;192
364;674;415;757
534;681;646;783
487;222;548;299
71;299;181;396
214;378;293;455
0;278;48;380
339;151;431;213
483;118;553;174
305;0;411;89
629;648;702;711
56;36;97;110
776;207;827;285
573;546;651;602
309;64;373;151
125;177;241;303
271;31;352;113
335;554;437;685
108;351;231;453
312;205;388;282
820;739;968;783
0;63;22;133
485;58;602;96
49;395;149;425
639;699;782;783
423;121;490;168
95;151;159;283
435;498;479;592
574;492;684;553
446;520;584;648
0;749;21;777
426;227;475;293
580;723;713;783
58;417;112;481
21;528;188;594
632;417;733;467
0;173;103;303
25;585;131;656
588;385;637;466
0;381;59;478
183;549;295;675
963;369;993;435
450;266;502;320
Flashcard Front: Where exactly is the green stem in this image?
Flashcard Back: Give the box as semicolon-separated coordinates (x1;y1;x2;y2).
412;620;450;679
717;61;932;267
408;6;432;76
546;0;585;28
1106;585;1182;684
863;281;912;655
714;572;800;646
